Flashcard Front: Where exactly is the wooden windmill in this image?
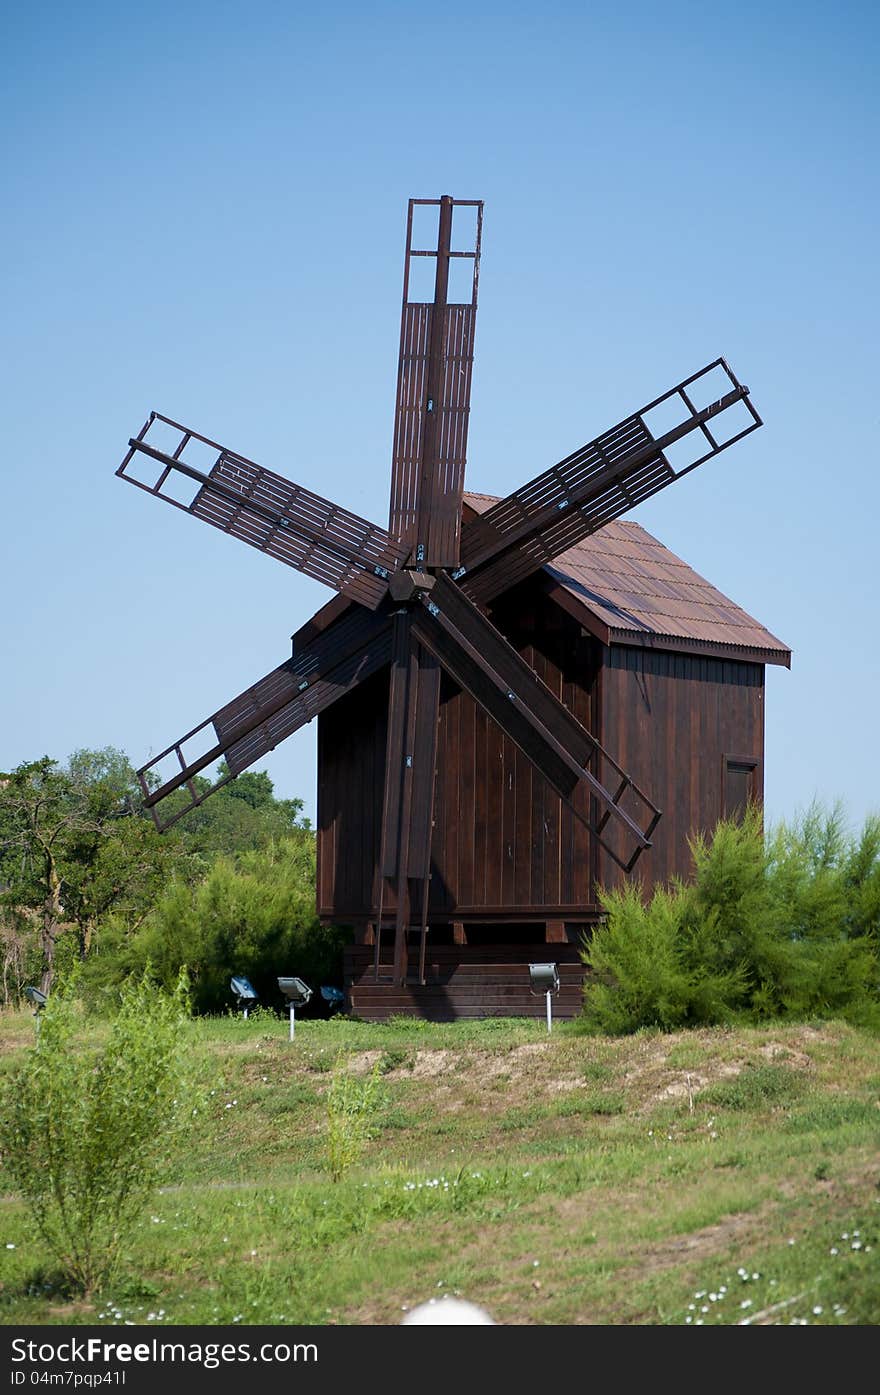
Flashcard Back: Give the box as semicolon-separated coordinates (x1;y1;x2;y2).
117;195;763;994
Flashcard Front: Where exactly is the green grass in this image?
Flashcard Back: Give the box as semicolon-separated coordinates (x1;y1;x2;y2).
1;1010;878;1326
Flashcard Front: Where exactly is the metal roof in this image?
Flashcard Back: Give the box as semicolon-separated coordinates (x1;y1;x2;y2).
463;493;791;667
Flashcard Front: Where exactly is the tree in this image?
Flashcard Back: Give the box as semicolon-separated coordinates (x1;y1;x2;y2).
154;761;311;860
0;751;193;990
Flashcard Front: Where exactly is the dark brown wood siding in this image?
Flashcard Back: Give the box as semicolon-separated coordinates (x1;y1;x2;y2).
596;646;765;891
346;943;587;1021
317;579;603;924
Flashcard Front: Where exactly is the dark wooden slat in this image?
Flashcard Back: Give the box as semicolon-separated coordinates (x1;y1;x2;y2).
378;613;412;881
140;610;392;829
406;646;441;879
119;420;406;609
456;363;761;604
375;616;441;984
388;197;482;566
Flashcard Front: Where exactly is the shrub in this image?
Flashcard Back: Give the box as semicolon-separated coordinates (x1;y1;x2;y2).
0;972;193;1295
580;881;748;1034
700;1062;805;1111
128;836;347;1014
580;805;880;1035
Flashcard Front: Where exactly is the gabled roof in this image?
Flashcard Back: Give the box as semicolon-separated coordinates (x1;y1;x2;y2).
463;493;791;668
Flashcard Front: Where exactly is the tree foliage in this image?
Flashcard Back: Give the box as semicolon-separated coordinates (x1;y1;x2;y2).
0;751;189;991
152;762;310;861
0;748;320;1006
128;836;346;1014
580;804;880;1034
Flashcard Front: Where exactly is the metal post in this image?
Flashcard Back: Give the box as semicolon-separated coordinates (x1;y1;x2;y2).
289;1004;295;1041
546;990;552;1035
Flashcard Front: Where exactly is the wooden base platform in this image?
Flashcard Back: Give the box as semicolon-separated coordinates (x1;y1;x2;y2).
344;943;587;1022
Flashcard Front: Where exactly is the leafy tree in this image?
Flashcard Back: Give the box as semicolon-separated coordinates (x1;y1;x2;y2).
151;762;310;861
62;813;194;959
0;905;40;1006
0;751;192;990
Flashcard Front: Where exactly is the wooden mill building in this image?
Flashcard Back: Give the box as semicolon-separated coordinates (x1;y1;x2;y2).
310;494;790;1021
118;199;781;1026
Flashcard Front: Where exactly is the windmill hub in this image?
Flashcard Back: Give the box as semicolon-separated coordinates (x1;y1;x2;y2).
388;568;436;604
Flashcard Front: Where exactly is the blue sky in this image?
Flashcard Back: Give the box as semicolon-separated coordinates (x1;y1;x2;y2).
3;0;878;831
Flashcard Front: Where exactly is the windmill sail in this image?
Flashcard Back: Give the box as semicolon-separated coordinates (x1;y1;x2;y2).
118;415;406;610
138;607;392;830
457;359;761;603
411;576;660;871
388;195;482;569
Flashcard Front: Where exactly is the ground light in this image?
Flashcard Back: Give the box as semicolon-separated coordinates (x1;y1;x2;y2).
23;986;47;1035
230;975;259;1018
528;962;560;1033
277;977;312;1040
320;985;345;1013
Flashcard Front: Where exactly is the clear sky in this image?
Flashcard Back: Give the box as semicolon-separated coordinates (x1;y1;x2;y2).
3;0;878;832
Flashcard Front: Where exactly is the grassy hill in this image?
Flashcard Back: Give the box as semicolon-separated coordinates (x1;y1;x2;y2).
1;1010;878;1326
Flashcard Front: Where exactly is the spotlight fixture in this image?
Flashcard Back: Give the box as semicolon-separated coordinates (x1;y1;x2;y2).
230;975;259;1018
320;985;345;1013
277;976;313;1040
528;962;560;1034
23;985;47;1034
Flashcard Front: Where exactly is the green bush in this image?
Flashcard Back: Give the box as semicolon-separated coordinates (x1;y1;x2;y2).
128;836;347;1014
0;973;193;1295
580;805;880;1034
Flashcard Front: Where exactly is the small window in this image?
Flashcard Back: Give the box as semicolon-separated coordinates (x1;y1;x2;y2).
723;755;761;821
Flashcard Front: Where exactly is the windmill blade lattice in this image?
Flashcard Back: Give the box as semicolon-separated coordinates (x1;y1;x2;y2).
389;196;482;569
118;414;406;609
138;607;392;830
456;359;761;604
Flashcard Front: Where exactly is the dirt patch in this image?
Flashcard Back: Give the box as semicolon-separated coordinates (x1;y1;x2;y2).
757;1041;814;1069
345;1050;384;1074
409;1049;452;1078
616;1025;830;1113
46;1301;96;1318
546;1076;586;1094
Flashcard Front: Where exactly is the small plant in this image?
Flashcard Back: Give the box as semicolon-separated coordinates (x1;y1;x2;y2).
0;971;193;1296
325;1056;382;1182
555;1090;626;1118
378;1047;413;1074
700;1063;804;1112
